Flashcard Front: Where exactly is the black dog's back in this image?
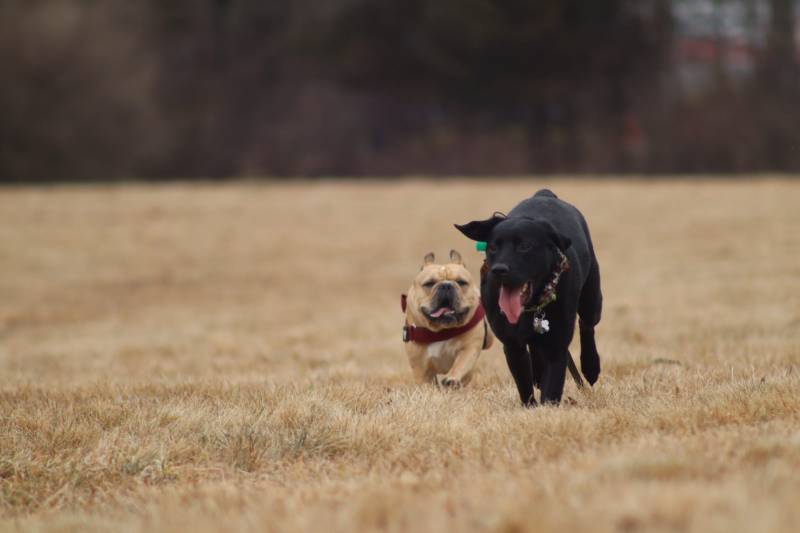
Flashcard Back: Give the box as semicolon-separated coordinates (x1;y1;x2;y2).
533;188;558;199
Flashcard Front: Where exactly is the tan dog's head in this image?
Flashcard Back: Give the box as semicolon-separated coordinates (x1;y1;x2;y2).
406;250;481;331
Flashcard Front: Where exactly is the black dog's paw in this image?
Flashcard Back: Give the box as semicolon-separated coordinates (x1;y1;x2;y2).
523;393;538;408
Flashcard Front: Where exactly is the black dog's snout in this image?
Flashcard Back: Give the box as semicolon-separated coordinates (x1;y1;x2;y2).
490;263;510;276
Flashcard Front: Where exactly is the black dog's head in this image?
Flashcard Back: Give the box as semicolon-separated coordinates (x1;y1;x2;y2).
455;215;571;325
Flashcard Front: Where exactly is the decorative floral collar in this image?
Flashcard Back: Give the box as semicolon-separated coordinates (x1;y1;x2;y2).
522;248;571;333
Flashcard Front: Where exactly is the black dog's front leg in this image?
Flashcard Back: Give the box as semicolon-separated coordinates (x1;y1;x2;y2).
527;343;545;390
536;307;577;405
504;344;536;406
538;345;568;405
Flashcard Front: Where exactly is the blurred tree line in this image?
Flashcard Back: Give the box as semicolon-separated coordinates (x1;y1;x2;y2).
1;0;797;181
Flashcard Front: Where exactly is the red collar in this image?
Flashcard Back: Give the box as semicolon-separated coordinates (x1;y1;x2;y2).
401;294;486;344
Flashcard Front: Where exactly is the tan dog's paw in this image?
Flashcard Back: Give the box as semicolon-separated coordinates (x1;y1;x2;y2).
436;374;463;389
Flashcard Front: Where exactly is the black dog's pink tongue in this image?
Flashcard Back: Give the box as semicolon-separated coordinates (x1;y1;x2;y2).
499;286;523;324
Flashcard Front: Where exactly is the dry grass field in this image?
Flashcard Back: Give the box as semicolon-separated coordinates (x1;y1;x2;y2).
1;178;799;533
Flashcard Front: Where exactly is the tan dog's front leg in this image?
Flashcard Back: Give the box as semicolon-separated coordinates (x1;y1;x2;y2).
436;343;482;388
406;347;435;384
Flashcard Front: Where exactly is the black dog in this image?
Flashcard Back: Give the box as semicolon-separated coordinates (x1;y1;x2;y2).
455;189;601;406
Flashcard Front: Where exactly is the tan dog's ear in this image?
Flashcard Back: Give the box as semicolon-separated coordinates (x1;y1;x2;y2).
449;249;463;264
423;252;435;266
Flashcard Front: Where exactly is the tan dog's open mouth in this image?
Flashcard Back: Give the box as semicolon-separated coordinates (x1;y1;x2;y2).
423;306;469;323
428;306;455;318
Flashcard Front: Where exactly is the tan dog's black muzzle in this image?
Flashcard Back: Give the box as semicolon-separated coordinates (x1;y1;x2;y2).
431;283;458;309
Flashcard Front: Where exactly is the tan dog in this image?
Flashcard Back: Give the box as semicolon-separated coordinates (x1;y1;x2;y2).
402;250;493;387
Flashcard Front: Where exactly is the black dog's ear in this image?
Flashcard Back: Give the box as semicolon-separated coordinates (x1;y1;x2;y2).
541;222;571;252
454;214;504;242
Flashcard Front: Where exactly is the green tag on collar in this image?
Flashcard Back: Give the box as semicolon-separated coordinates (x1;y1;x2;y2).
476;241;487;252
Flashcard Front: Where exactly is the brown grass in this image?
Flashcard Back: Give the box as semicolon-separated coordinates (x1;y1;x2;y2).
1;178;799;532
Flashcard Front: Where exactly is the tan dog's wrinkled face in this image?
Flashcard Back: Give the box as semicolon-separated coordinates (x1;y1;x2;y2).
407;250;481;330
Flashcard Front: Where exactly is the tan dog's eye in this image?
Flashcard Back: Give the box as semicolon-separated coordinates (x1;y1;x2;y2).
422;280;436;289
456;279;469;287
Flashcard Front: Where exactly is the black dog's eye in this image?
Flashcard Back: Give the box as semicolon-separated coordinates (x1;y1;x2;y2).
456;279;469;287
487;243;497;254
516;241;532;252
422;280;436;289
